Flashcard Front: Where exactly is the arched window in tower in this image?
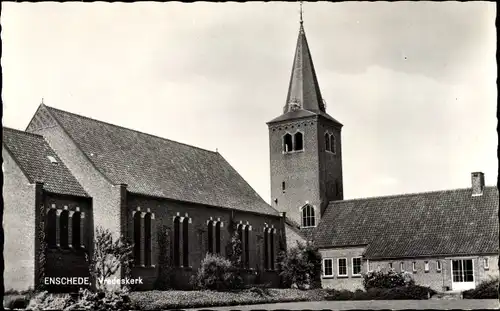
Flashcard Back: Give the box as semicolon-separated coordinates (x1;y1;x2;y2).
47;209;57;248
134;212;142;266
302;205;316;228
283;133;293;153
330;134;336;154
294;132;303;151
325;133;330;152
144;213;152;266
60;210;69;249
207;220;214;254
182;217;189;267
215;221;222;254
173;217;181;267
72;212;81;249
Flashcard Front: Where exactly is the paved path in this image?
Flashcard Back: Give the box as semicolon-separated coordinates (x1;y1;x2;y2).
190;299;499;310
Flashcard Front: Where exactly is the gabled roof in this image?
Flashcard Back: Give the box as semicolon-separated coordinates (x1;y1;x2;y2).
2;127;89;198
36;105;279;216
314;187;499;258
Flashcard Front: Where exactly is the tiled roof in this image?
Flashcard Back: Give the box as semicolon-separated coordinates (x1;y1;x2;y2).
314;187;499;258
41;105;279;216
2;127;89;198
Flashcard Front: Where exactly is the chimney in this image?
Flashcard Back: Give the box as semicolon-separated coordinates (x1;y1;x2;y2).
471;172;485;196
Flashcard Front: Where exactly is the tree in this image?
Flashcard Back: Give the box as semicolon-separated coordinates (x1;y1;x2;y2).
277;241;322;289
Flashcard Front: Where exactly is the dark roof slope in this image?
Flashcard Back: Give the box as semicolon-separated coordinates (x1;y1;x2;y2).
314;187;499;258
41;105;278;216
3;127;89;197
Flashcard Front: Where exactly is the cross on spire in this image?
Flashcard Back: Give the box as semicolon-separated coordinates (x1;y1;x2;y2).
299;1;303;24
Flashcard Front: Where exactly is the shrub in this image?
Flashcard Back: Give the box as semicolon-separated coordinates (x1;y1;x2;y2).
325;285;436;301
192;253;239;291
277;241;322;289
463;277;499;299
4;295;30;309
362;270;415;290
26;291;74;311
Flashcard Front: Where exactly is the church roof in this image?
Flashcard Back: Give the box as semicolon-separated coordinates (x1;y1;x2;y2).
314;186;499;259
2;127;89;198
34;105;279;216
269;22;341;126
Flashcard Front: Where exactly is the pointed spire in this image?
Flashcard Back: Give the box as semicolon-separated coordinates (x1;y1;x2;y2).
284;4;325;114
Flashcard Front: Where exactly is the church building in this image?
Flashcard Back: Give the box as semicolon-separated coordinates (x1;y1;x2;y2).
267;17;499;292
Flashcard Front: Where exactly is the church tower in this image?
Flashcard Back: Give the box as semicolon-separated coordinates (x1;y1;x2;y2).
267;11;343;228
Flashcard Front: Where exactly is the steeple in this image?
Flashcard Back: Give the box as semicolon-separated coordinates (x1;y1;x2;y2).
284;6;325;114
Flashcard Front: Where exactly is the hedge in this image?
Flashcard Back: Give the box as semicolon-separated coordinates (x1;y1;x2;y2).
325;285;437;301
463;277;499;299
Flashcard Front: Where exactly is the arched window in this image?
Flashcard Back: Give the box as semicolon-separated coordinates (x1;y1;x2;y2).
215;222;221;254
283;133;293;153
263;228;269;270
72;212;81;249
294;132;303;151
244;225;250;268
173;217;180;267
207;220;214;254
325;133;330;151
60;210;69;249
302;205;316;227
144;213;152;266
134;212;142;266
47;209;57;248
182;217;189;267
330;134;336;154
270;229;275;270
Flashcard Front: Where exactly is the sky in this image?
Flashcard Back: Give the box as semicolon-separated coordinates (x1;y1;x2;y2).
2;2;497;203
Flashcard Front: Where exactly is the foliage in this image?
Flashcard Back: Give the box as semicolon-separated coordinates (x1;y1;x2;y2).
192;253;240;291
130;288;327;310
86;226;134;291
37;203;47;291
463;277;499;299
25;288;132;311
4;295;31;309
325;285;436;301
362;269;415;290
225;231;244;290
154;226;173;290
277;241;322;289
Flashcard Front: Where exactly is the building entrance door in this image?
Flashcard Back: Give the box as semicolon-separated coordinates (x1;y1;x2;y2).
451;259;475;291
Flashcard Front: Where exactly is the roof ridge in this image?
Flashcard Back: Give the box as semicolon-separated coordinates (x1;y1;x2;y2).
332;186;498;204
44;105;218;155
3;126;44;139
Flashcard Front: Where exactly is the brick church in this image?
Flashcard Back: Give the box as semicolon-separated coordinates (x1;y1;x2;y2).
3;14;498;293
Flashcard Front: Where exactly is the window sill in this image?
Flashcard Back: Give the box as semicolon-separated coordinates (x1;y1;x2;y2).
424;270;429;273
484;268;490;271
437;270;442;273
337;275;348;279
283;150;304;155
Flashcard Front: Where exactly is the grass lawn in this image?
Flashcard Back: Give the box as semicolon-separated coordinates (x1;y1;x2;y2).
130;288;327;310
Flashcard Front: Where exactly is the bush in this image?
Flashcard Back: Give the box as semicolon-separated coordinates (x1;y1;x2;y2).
463;277;499;299
325;285;436;301
192;253;241;291
26;291;74;311
4;295;30;309
362;270;415;290
277;241;322;289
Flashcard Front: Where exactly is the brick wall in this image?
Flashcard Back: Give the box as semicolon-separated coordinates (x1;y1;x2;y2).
3;147;37;291
319;246;366;291
127;194;284;290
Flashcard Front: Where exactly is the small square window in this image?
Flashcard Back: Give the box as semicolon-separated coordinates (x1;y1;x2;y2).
338;258;348;276
323;258;334;277
424;261;429;272
484;258;489;270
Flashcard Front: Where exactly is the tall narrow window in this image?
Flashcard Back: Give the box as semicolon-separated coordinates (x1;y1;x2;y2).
182;218;189;267
207;220;214;254
338;258;347;276
263;229;269;270
484;258;489;270
60;210;69;249
173;217;180;267
282;181;286;192
323;258;334;277
144;213;152;266
283;134;293;153
215;222;221;254
244;225;250;268
301;205;315;227
352;257;362;275
72;212;81;249
237;225;244;267
389;262;393;269
330;134;336;154
270;229;275;270
47;209;57;248
325;133;330;151
436;260;441;272
294;132;303;151
424;261;429;272
412;262;417;272
134;212;142;266
400;262;405;272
